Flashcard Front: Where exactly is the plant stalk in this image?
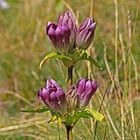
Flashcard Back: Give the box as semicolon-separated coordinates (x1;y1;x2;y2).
66;125;73;140
66;66;74;140
67;66;73;87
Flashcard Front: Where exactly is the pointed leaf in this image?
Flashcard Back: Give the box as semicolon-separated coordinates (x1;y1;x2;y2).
85;109;104;121
39;52;72;69
21;106;50;113
48;116;58;123
80;51;103;71
75;110;92;119
57;117;62;126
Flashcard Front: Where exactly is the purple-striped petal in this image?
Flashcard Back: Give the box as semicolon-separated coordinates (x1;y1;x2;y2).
38;79;67;113
76;78;98;108
77;18;96;49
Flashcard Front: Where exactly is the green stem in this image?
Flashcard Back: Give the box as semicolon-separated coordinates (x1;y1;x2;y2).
67;66;73;88
66;125;73;140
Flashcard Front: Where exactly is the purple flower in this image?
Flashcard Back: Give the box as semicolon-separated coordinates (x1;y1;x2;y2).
76;18;96;49
76;78;98;108
46;10;77;54
46;10;96;53
66;85;80;111
58;10;77;47
38;79;67;113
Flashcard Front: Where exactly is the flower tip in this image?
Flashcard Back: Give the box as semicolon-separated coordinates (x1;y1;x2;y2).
48;21;51;26
66;9;71;13
93;22;96;26
92;80;98;91
38;88;43;99
46;78;51;86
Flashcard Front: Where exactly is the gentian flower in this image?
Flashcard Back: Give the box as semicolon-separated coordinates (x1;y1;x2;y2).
46;10;77;54
38;79;67;113
66;85;80;111
46;10;96;54
76;78;98;108
76;18;96;49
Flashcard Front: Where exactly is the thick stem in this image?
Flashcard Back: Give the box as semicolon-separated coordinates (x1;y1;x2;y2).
66;125;73;140
67;66;73;88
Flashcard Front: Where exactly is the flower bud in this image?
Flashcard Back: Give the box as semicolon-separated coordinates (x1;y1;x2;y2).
47;23;71;53
58;10;77;49
66;86;80;112
76;78;98;108
46;10;77;54
76;18;96;49
38;79;67;113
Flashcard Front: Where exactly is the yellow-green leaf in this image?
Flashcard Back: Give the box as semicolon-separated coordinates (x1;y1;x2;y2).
21;106;49;113
39;52;72;69
85;109;104;121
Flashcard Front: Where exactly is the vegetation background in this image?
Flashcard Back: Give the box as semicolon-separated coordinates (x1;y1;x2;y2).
0;0;140;139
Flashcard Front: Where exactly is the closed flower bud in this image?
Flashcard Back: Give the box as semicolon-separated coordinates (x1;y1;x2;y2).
46;11;96;53
47;23;71;53
58;10;77;49
76;78;98;108
38;79;67;113
46;10;77;54
76;18;96;49
66;86;80;112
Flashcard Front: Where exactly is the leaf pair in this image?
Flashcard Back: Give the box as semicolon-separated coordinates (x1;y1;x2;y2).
21;107;104;123
39;51;103;70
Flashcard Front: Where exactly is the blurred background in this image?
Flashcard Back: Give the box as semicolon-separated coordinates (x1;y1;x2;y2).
0;0;140;139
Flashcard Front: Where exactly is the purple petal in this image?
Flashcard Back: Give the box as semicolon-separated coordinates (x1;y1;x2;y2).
77;28;89;46
58;14;64;24
49;92;62;111
46;23;57;36
46;79;60;88
38;79;67;113
60;24;70;45
92;80;98;92
79;18;90;32
76;78;98;108
38;88;50;102
46;10;77;53
83;80;93;96
76;18;96;49
46;23;57;46
84;22;96;43
56;88;65;97
76;78;86;96
81;80;94;106
62;11;69;24
50;92;59;103
55;26;64;47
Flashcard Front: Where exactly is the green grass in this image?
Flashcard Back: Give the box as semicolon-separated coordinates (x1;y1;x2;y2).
0;0;140;139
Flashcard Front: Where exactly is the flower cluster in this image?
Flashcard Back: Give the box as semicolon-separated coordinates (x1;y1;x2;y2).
46;10;96;54
38;78;98;113
36;10;103;139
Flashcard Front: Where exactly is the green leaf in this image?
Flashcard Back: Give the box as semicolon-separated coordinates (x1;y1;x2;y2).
57;117;63;126
21;106;50;113
62;51;81;67
48;115;58;123
85;109;104;121
75;110;92;119
81;51;103;71
39;52;72;69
